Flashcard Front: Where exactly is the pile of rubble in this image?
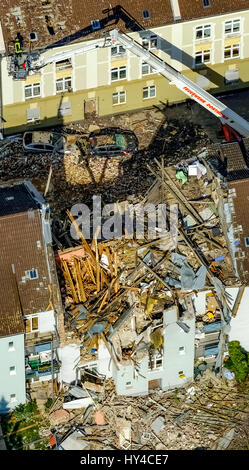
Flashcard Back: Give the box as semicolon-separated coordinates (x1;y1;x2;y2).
51;154;240;380
47;371;249;450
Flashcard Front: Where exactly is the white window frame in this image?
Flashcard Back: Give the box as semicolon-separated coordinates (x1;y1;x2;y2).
10;394;17;403
151;353;163;370
58;101;72;116
27;107;40;123
224;19;241;36
112;90;126;105
178;370;185;378
195;49;211;66
126;381;133;389
10;366;16;376
25;315;39;333
25;83;41;99
143;85;156;99
195;24;212;41
179;346;185;355
110;66;127;82
8;341;15;352
224;43;240;60
142;34;158;50
141;62;156;76
56;76;72;93
111;45;126;57
28;269;38;280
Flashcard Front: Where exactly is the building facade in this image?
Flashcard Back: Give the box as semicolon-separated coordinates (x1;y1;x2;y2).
0;333;26;413
0;1;249;134
0;181;64;411
77;305;195;396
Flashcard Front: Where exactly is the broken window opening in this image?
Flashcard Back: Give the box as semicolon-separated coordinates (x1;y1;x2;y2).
45;15;55;36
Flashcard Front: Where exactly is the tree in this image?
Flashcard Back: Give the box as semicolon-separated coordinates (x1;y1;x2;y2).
225;341;249;382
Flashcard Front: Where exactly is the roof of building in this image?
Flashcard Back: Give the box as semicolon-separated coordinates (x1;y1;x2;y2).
0;182;40;216
0;181;51;338
220;141;249;181
0;0;249;51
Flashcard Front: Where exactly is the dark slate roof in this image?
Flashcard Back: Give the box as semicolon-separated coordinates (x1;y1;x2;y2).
0;183;40;217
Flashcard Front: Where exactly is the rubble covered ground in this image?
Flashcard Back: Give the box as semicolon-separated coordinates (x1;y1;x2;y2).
52;372;249;451
0;107;211;223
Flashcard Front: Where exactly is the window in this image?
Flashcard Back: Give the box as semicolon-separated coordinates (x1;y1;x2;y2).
91;20;101;31
225;68;239;84
245;237;249;247
195;24;211;40
111;45;126;56
56;76;72;93
112;91;126;105
178;370;185;379
179;346;185;355
126;381;133;389
58;101;72;116
224;19;240;35
55;58;72;70
143;10;150;19
25;316;39;333
142;35;157;50
28;269;38;280
224;44;240;59
195;49;211;66
25;83;40;99
151;353;163;370
27;107;40;123
143;85;156;99
8;341;15;352
10;394;16;403
10;366;16;376
111;66;127;81
30;32;38;42
203;0;210;7
142;62;156;75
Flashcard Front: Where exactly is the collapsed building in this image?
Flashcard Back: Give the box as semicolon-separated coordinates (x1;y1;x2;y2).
53;141;249;399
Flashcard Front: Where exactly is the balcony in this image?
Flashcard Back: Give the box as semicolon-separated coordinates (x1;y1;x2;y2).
25;342;60;379
25;359;60;379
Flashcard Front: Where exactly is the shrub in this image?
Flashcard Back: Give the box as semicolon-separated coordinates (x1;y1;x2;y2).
226;341;249;382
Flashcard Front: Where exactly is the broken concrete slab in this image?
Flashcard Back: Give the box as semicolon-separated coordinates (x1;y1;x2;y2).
151;416;165;434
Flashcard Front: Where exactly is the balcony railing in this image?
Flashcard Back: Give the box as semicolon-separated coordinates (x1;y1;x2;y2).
25;360;60;379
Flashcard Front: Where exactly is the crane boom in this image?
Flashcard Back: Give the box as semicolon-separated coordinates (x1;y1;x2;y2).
110;29;249;139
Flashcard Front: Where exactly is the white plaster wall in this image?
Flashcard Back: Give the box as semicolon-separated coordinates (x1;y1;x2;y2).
58;343;80;384
96;341;112;379
162;307;195;389
1;57;14;105
38;310;55;333
227;287;249;351
0;333;26;413
0;22;5;54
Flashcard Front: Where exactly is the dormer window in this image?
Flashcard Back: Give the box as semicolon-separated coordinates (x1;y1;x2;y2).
91;20;101;31
143;10;150;19
28;269;38;280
